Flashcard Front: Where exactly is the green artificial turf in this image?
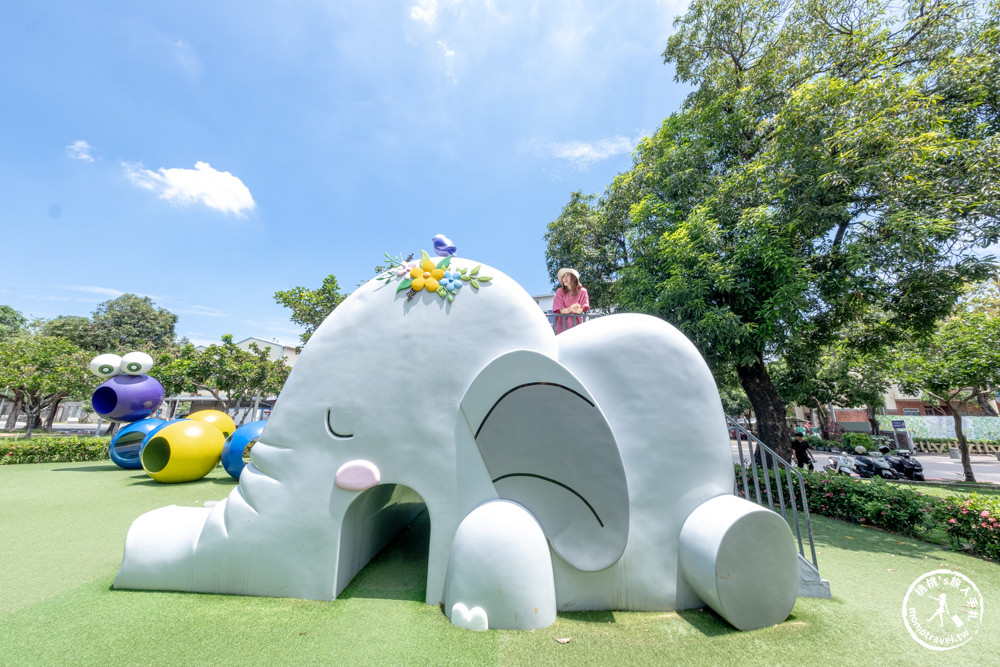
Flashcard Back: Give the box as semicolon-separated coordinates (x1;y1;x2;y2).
2;462;998;665
903;480;1000;500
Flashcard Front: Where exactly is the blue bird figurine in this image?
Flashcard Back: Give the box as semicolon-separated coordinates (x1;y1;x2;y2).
432;234;457;257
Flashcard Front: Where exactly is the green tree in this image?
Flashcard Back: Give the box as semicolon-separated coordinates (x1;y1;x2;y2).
0;305;27;341
147;343;200;411
274;275;346;344
960;279;1000;415
546;0;999;457
158;335;290;425
773;333;894;438
894;308;1000;482
543;188;636;311
38;316;101;352
0;335;91;437
716;368;754;425
91;294;178;352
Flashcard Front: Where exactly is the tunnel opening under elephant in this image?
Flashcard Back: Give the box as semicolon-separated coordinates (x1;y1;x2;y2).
336;483;428;600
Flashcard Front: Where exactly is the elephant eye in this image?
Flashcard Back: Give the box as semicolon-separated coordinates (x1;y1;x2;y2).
325;408;354;440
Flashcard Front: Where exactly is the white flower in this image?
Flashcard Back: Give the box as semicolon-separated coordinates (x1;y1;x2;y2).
395;260;417;277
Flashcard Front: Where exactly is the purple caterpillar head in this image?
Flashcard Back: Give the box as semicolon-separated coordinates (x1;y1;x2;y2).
89;352;165;422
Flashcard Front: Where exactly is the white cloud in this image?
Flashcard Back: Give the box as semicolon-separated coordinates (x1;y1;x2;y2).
171;304;227;317
172;40;203;79
410;0;439;26
437;40;457;82
123;161;256;216
519;135;638;169
63;285;125;298
66;140;95;162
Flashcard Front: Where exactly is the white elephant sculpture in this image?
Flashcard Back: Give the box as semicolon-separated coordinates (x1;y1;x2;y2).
115;254;799;631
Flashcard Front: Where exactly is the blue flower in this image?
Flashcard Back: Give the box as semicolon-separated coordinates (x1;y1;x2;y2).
441;269;464;292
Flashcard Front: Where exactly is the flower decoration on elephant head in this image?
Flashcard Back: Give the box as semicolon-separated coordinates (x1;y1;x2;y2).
376;247;492;303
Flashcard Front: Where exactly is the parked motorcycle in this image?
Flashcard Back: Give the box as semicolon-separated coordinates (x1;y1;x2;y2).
853;446;903;480
879;445;925;481
824;450;857;476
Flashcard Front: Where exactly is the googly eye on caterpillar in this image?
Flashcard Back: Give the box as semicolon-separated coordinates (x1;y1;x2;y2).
89;353;123;378
120;351;154;375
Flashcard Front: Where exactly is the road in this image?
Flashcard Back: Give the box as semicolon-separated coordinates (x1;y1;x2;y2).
805;450;1000;483
907;452;1000;484
732;440;1000;484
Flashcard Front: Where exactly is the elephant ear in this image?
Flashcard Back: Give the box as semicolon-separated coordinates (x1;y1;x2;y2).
460;350;629;571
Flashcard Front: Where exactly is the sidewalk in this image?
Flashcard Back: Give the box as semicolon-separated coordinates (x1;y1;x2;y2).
1;421;107;437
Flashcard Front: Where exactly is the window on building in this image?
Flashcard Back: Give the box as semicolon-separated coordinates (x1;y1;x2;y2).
902;408;921;416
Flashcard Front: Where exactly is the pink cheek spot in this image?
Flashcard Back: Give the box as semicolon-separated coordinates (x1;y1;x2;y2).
335;460;381;491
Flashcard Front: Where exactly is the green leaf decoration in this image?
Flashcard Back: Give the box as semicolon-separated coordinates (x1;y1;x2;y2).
479;276;492;282
447;293;454;303
460;275;471;281
396;279;413;293
436;255;452;269
471;279;480;289
420;249;430;263
470;265;481;276
457;267;467;275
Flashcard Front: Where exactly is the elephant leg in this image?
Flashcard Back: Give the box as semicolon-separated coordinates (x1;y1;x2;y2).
678;494;799;631
443;500;556;631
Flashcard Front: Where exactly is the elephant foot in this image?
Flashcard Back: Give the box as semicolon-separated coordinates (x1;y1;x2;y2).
678;494;799;631
443;500;556;630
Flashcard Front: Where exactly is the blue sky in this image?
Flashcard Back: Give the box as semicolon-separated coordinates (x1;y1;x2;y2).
0;1;691;346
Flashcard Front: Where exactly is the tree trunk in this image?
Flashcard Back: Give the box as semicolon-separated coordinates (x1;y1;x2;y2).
4;395;22;430
44;395;67;432
24;404;39;438
866;405;880;436
737;359;792;460
950;402;977;483
975;388;999;416
810;396;829;438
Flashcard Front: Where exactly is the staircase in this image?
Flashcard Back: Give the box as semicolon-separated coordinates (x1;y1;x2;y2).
727;417;831;599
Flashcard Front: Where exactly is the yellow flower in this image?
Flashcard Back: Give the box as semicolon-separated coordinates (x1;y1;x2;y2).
410;259;444;292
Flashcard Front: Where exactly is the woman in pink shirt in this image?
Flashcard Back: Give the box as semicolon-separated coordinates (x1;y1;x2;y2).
552;267;590;334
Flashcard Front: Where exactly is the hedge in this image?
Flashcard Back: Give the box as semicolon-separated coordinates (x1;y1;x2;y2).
0;437;110;465
737;465;1000;562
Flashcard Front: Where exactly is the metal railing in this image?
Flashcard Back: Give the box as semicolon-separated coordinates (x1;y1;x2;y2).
548;312;598;333
728;416;819;570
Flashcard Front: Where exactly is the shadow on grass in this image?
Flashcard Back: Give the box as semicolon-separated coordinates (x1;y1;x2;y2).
559;609;617;624
125;476;237;487
51;464;122;473
810;514;956;560
676;608;739;637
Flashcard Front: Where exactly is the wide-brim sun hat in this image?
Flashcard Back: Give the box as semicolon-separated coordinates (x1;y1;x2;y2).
557;267;580;282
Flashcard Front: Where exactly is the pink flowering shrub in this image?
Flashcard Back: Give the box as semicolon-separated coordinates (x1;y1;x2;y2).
734;465;941;538
938;495;1000;561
